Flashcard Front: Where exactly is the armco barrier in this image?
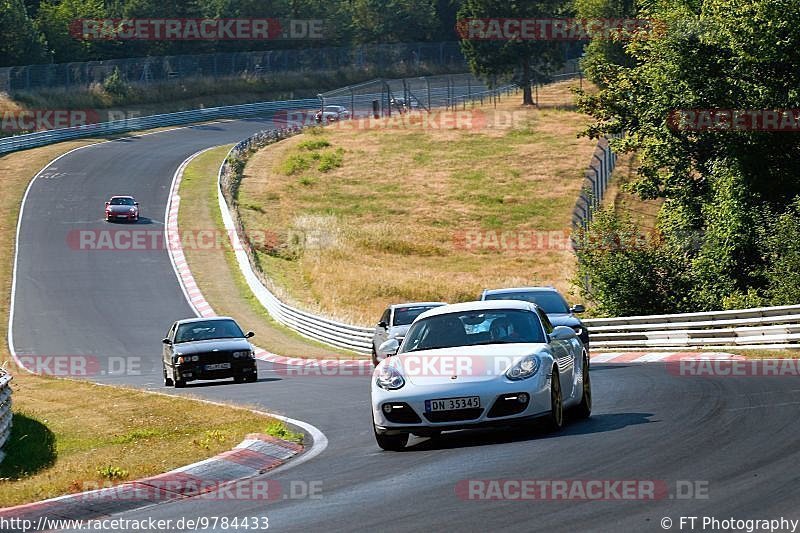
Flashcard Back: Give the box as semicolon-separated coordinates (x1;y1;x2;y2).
0;99;321;156
217;130;375;354
584;305;800;350
0;370;12;465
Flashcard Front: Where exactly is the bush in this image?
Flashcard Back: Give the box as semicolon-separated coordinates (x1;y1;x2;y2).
102;67;129;98
318;148;344;172
763;198;800;305
574;210;692;316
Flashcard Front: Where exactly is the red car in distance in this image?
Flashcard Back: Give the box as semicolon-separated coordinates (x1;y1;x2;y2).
105;195;139;222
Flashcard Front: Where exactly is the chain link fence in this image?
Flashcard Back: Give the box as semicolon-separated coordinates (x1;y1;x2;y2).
320;59;581;118
0;42;467;93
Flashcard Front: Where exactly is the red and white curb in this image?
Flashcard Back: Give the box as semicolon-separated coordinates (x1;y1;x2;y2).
0;434;301;522
591;351;742;364
165;150;364;368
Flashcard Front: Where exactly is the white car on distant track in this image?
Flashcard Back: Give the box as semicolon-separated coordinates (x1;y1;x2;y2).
371;302;447;366
370;300;591;450
315;105;350;123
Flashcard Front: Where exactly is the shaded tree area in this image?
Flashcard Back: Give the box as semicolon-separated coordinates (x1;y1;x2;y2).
1;0;470;66
574;0;800;316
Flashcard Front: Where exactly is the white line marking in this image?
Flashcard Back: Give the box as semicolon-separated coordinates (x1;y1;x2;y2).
8;120;232;371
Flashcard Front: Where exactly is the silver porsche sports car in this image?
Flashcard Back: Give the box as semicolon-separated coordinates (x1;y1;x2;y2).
371;300;591;450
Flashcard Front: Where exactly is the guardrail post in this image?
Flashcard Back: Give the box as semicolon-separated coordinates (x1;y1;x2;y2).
0;370;12;465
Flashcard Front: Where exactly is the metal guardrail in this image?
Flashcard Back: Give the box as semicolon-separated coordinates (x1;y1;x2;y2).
217;130;374;354
585;305;800;349
0;99;321;156
572;135;619;234
0;370;12;465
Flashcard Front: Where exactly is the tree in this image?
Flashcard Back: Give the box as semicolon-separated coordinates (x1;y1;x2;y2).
458;0;570;105
0;0;46;66
343;0;438;44
575;0;800;313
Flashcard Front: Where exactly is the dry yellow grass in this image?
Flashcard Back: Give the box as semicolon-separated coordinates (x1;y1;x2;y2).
238;80;597;325
0;375;294;507
178;146;354;358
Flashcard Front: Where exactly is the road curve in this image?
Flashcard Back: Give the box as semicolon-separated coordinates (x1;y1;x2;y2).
9;119;800;532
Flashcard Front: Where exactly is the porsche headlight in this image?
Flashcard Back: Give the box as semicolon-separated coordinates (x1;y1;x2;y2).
375;364;405;390
506;355;540;381
572;326;583;336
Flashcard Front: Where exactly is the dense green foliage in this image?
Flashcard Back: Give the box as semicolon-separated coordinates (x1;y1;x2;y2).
457;0;571;104
575;0;800;316
1;0;466;66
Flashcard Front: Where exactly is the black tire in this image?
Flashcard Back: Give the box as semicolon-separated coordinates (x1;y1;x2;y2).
174;375;186;388
371;346;379;367
163;365;173;387
574;351;592;419
374;424;408;451
545;365;564;431
248;372;258;383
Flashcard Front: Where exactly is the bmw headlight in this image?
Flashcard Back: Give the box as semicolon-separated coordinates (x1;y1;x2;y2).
506;355;540;381
375;364;405;390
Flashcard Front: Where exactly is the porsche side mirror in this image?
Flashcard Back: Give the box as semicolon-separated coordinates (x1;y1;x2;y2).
162;338;172;345
245;331;255;338
551;326;577;341
377;338;400;358
570;304;585;314
378;320;388;328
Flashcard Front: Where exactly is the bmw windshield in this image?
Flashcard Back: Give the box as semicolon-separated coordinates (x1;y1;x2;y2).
174;320;244;343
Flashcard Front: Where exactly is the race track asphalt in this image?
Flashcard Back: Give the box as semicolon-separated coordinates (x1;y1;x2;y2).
9;118;800;532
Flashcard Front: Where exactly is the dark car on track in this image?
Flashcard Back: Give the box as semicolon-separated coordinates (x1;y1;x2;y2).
162;317;257;387
480;286;589;350
105;195;139;222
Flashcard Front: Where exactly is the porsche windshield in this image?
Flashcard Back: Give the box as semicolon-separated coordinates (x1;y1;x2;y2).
400;310;545;352
110;197;135;206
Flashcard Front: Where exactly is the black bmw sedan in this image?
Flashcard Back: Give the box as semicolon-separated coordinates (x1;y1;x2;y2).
162;317;257;387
